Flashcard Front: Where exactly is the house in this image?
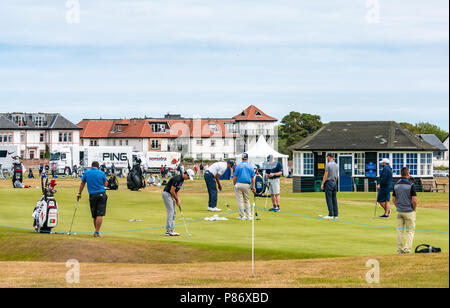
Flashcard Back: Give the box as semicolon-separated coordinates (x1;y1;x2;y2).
444;136;449;164
77;105;278;160
417;134;448;168
289;121;439;193
0;112;81;160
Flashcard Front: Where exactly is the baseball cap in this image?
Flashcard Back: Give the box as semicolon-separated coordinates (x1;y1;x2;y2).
227;160;235;167
381;158;390;164
242;153;249;159
186;169;195;181
267;155;274;162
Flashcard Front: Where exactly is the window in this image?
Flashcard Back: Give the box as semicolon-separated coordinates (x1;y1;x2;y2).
90;140;98;146
40;151;44;159
115;124;122;132
225;123;237;134
68;133;72;143
33;115;45;127
59;133;63;142
211;140;216;147
64;133;68;142
326;153;339;165
152;140;160;149
420;153;432;176
21;133;25;143
197;153;203;160
208;124;219;132
211;154;216;160
151;123;167;133
119;140;123;146
392;153;404;176
40;133;44;143
224;139;230;146
303;153;314;175
354;153;365;176
197;140;203;146
406;153;418;176
8;134;12;143
126;140;129;146
224;154;229;159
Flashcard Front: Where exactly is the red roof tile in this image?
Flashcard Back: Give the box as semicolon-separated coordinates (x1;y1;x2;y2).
233;105;277;122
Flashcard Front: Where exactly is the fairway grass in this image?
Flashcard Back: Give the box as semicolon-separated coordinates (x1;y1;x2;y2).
0;177;448;288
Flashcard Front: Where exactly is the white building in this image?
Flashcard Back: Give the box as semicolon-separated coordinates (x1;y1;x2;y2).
77;105;278;160
0;113;81;160
417;134;449;168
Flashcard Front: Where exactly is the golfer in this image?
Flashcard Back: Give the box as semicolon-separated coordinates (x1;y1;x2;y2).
77;161;108;238
377;158;393;218
321;154;339;219
204;160;235;212
234;153;256;220
266;155;283;212
162;169;195;236
393;167;417;254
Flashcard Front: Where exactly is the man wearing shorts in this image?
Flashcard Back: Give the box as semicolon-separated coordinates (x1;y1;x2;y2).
77;161;108;238
162;169;195;236
377;158;393;218
266;155;283;212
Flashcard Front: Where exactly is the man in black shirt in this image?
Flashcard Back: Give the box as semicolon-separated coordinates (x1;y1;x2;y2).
162;169;195;236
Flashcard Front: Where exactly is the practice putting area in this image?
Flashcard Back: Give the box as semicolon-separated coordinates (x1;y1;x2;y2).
0;177;448;288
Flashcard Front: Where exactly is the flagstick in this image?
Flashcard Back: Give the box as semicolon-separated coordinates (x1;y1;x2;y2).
252;201;255;278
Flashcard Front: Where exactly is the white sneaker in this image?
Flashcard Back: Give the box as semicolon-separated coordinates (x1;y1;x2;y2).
323;216;334;219
247;216;253;221
333;217;339;219
208;207;222;212
237;216;247;220
165;231;180;236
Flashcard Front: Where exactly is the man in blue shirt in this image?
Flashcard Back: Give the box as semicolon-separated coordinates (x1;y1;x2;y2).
377;158;393;218
233;153;256;220
265;155;283;212
77;161;108;238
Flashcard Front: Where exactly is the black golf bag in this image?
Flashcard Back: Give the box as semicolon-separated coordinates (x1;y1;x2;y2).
254;174;268;197
12;159;24;188
107;175;119;190
127;159;146;191
32;175;59;233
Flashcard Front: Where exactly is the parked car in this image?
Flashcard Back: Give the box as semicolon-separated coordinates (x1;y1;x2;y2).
433;170;449;177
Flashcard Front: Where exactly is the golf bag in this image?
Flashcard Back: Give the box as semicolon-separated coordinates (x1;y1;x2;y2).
415;244;441;254
107;174;119;190
32;176;58;233
254;174;268;197
12;159;24;188
127;159;146;191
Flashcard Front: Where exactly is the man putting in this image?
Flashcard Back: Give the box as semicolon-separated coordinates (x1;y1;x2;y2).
204;160;235;212
77;161;108;238
266;155;283;212
321;154;339;219
377;158;393;218
162;169;195;236
234;153;256;220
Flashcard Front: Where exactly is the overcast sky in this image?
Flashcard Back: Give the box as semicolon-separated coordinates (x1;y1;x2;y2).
0;0;448;129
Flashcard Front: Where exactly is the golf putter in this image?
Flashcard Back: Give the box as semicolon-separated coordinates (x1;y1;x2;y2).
178;205;192;237
68;200;79;235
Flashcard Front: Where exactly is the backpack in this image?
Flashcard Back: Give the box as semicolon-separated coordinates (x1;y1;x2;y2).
415;244;441;254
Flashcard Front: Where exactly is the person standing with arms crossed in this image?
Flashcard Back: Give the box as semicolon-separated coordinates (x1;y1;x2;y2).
393;167;418;254
77;161;108;238
204;160;235;212
162;169;195;236
321;154;339;219
377;158;393;218
266;155;283;213
234;153;256;220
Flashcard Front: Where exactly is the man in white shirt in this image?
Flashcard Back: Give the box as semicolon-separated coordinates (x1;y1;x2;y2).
204;160;235;212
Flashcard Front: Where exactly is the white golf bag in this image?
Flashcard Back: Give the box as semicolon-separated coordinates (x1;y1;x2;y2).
32;175;58;233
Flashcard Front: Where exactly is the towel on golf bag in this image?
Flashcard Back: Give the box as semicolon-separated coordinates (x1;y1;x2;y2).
415;244;441;254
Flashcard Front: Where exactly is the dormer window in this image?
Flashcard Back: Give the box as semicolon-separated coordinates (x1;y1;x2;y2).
115;124;122;132
151;123;167;133
12;114;26;127
33;114;46;127
208;123;219;132
241;111;246;117
255;111;262;117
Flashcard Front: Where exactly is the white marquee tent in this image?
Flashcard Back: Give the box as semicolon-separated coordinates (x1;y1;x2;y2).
237;136;289;177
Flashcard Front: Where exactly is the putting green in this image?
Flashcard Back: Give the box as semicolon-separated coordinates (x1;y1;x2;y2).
0;178;448;261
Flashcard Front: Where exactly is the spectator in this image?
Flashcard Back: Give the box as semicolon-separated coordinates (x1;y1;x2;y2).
377;158;393;218
321;154;339;219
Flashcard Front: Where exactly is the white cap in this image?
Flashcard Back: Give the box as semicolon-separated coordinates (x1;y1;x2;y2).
186;169;195;180
381;158;390;164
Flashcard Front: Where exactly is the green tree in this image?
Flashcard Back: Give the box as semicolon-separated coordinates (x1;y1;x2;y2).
400;122;448;142
278;112;323;155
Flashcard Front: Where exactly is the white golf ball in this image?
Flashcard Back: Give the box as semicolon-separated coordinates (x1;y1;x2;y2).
73;233;77;236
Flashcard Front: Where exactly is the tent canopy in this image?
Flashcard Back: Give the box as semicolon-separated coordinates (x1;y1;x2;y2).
237;136;289;177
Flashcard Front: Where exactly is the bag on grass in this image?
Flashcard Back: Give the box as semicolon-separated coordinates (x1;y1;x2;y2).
415;244;441;254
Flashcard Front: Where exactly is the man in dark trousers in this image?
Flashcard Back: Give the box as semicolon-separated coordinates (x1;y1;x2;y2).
77;161;108;238
321;154;339;219
162;169;195;236
377;158;393;218
393;167;417;254
204;160;235;212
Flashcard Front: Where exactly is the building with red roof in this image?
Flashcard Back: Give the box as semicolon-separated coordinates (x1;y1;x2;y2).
77;105;278;160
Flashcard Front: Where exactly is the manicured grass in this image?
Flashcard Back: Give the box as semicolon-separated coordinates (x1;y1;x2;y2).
0;177;448;288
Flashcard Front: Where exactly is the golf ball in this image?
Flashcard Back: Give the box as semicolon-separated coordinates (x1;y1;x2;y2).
73;233;77;236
